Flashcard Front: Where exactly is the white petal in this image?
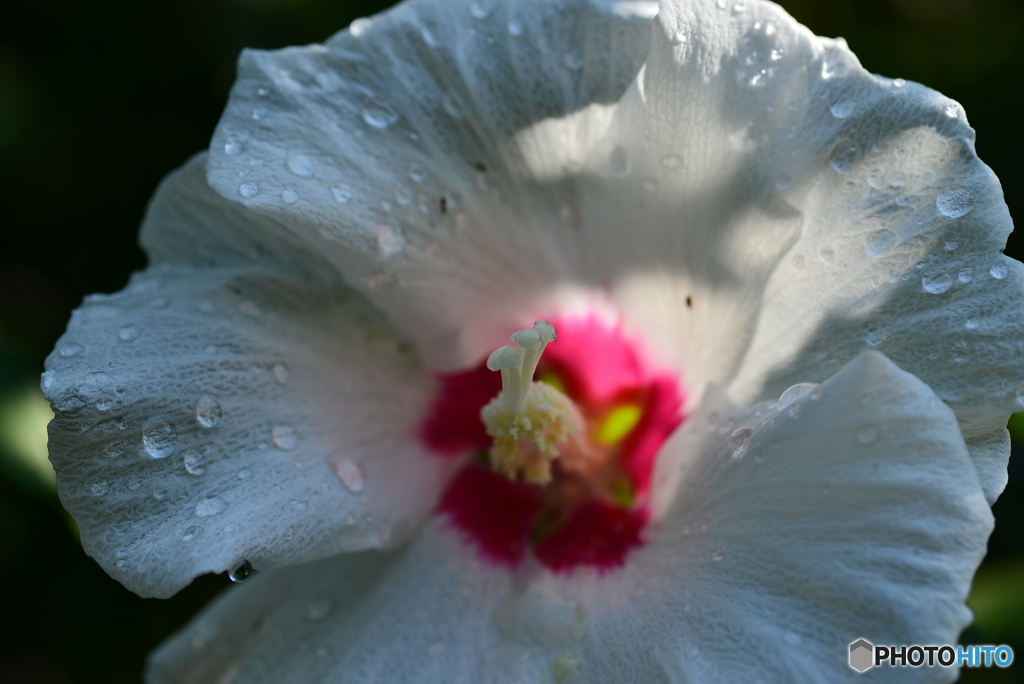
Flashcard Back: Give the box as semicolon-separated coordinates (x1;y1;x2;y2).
148;351;991;682
44;156;450;598
205;0;656;370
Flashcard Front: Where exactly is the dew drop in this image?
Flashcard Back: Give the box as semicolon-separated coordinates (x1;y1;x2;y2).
238;182;259;198
118;325;140;342
195;496;226;517
281;189;298;204
229;559;252;582
866;168;884;189
944;103;960;119
563;50;584;71
307;597;336;620
990;263;1008;280
935;186;974;218
285;153;313;178
250;107;265;120
945;240;958;251
830;99;855;118
237;469;252;480
965;318;979;331
442;92;464;118
711;544;727;561
469;0;492;18
408;163;425;183
865;229;897;258
673;28;687;43
609;146;629;177
330;182;353;203
777;383;822;411
183;451;206;476
361;97;400;129
143;420;176;459
922;272;952;294
660;154;683;169
376;223;405;258
349;17;372;37
182;525;203;542
195;396;222;428
272;363;289;384
728;426;753;459
819;247;835;265
116;559;130;571
856;426;878;444
829;144;857;175
860;317;893;346
892;78;906;88
783;630;802;646
223;137;245;156
333;457;365;492
271;424;298;451
507;20;523;36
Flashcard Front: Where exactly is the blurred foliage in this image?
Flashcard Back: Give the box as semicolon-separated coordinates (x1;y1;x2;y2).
1;0;1023;682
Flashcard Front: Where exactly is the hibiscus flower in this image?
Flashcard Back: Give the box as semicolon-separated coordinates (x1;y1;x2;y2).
43;0;1022;681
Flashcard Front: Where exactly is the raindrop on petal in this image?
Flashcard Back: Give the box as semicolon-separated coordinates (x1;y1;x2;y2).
711;544;727;561
239;182;259;198
285;153;313;178
195;496;226;517
829;100;855;118
195;396;222;428
728;426;753;458
272;363;290;384
229;559;252;582
183;451;206;475
330;183;353;203
361;97;400;129
143;420;176;459
777;383;822;411
865;229;897;258
181;525;203;542
936;186;974;218
118;325;140;341
271;424;298;451
990;263;1008;280
333;457;365;492
922;272;952;294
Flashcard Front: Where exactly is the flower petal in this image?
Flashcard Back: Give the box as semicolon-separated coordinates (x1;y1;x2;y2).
148;352;990;682
205;0;657;370
44;155;450;598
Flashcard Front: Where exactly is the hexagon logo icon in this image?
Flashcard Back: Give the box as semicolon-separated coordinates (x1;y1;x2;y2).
849;639;874;672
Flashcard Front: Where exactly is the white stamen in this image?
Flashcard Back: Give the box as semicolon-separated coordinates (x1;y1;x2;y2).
480;321;584;484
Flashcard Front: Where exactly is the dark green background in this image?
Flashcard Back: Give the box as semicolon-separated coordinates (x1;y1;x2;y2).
1;0;1022;682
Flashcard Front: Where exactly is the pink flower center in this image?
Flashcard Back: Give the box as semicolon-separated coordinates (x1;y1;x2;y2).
420;317;684;572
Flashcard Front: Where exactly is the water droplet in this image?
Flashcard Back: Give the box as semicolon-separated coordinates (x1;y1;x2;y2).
256;87;269;96
944;103;960;119
936;186;974;218
819;247;835;265
376;223;405;258
990;263;1008;280
361;97;400;129
250;107;265;120
59;341;83;357
271;424;298;451
829;144;857;174
237;469;252;480
193;396;222;428
728;426;753;458
892;78;906;88
116;559;130;571
711;544;727;561
117;325;140;342
239;182;259;198
195;496;227;517
748;70;767;86
856;426;878;444
281;189;299;204
181;525;203;542
955;267;972;284
945;240;959;252
183;451;206;475
860;317;893;346
269;364;289;386
468;0;492;19
770;47;785;61
775;173;791;190
865;229;897;258
610;146;629;177
223;137;245;156
408;163;425;183
830;99;855;118
229;559;252;582
442;92;464;118
865;168;884;189
333;457;365;492
285;153;313;178
673;28;687;43
307;597;336;620
965;318;979;331
660;154;683;168
394;187;411;206
732;1;747;12
783;630;802;646
349;17;372;37
314;186;346;210
507;20;523;36
563;50;584;71
642;177;659;193
821;57;846;79
922;272;952;294
777;383;822;411
143;420;176;459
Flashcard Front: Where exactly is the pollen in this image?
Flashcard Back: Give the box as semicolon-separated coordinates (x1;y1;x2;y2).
480;322;584;485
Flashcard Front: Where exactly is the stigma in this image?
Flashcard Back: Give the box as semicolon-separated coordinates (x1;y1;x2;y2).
480;322;585;485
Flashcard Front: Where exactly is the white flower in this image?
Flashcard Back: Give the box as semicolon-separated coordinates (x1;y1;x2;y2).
43;0;1022;681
